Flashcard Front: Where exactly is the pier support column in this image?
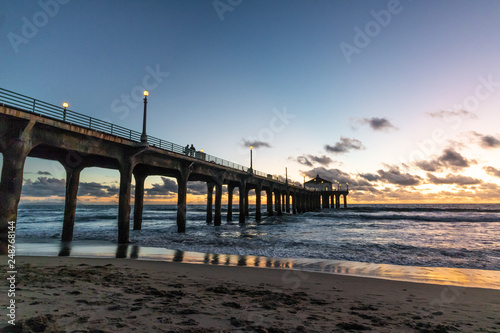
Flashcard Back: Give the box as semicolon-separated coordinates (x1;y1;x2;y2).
296;194;301;214
227;184;234;221
0;121;33;253
343;194;347;208
214;182;222;226
176;167;190;232
118;160;133;244
206;182;214;224
275;190;282;216
266;189;273;216
322;194;328;209
292;193;297;214
133;173;147;230
62;166;83;241
238;182;246;224
336;194;340;209
281;193;286;212
255;187;262;221
286;192;290;214
245;188;250;217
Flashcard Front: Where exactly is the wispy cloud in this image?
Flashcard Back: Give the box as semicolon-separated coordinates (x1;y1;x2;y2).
414;148;475;172
427;109;477;120
427;173;482;185
352;117;398;132
325;137;365;154
484;166;500;178
471;131;500;149
22;177;119;197
376;167;422;186
241;139;271;149
294;154;333;167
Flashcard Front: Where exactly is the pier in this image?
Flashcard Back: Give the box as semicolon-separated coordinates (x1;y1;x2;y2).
0;88;348;248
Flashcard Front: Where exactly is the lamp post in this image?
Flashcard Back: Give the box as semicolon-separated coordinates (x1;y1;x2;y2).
140;90;149;144
249;146;253;171
285;167;288;185
346;182;349;191
303;175;305;188
62;102;68;121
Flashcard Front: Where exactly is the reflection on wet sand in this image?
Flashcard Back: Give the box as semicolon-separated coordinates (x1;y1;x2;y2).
18;241;500;290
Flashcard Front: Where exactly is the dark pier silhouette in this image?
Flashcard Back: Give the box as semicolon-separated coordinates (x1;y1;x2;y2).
0;88;348;250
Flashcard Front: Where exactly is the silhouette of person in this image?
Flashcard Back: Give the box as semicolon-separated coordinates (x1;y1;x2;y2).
184;144;189;155
190;144;196;156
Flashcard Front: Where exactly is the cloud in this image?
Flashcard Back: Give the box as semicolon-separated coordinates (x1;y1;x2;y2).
472;132;500;149
303;167;353;184
241;139;271;149
22;177;119;198
377;167;422;186
358;173;380;182
325;137;365;154
295;154;333;167
78;182;119;197
437;148;473;170
146;177;178;196
296;155;313;167
38;171;52;176
415;148;474;172
358;117;397;131
22;177;66;197
187;181;207;195
415;160;441;172
427;110;477;120
302;167;379;193
427;173;482;185
484;166;500;178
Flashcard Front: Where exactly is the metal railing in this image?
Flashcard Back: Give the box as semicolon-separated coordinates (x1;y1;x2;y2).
0;88;303;187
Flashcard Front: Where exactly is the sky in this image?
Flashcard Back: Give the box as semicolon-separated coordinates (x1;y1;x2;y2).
1;0;500;204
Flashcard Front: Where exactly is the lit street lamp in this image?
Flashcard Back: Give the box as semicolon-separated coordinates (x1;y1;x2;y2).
62;102;68;121
346;182;349;191
141;90;149;144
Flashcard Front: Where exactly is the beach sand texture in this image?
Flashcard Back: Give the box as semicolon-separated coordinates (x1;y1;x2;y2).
4;256;500;332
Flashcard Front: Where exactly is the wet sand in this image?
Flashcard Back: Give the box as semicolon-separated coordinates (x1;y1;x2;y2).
4;256;500;332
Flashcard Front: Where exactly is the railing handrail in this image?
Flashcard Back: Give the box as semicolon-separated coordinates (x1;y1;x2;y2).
0;88;305;188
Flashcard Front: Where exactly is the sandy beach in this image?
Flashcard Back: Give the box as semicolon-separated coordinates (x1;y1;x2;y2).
2;256;499;332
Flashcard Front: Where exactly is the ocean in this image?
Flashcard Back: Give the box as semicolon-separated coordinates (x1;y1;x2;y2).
15;203;500;273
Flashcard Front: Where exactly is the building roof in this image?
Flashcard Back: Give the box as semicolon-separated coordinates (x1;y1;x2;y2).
304;174;332;184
